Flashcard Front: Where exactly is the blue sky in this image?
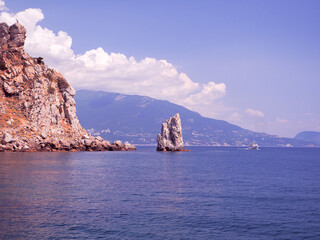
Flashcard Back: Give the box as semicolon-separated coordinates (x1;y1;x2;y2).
1;0;320;137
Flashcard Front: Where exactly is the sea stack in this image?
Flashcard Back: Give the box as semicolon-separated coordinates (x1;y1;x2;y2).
157;113;183;151
0;22;136;152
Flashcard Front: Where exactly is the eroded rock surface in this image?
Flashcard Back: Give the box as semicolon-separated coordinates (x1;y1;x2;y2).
157;113;183;151
0;22;136;152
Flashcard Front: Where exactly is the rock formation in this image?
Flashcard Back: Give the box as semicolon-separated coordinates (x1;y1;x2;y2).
0;22;136;152
157;113;183;151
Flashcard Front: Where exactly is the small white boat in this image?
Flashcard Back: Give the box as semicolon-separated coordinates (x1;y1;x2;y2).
248;143;259;150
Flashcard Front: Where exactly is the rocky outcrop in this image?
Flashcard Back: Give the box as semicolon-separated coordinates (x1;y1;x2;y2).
157;113;183;151
0;22;136;152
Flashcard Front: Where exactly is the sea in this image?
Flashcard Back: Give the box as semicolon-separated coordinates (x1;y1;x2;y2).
0;147;319;240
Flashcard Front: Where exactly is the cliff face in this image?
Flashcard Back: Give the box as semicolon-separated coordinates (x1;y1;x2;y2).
157;113;183;151
0;22;135;152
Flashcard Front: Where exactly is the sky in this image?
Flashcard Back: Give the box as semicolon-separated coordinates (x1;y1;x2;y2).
0;0;319;137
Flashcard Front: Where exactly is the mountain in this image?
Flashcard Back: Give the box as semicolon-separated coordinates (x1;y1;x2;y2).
295;131;320;145
75;90;312;147
0;22;135;152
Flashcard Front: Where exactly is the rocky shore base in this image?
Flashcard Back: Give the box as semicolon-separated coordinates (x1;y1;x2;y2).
0;133;136;152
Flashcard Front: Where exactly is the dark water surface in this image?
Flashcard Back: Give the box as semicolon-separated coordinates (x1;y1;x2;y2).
0;147;319;239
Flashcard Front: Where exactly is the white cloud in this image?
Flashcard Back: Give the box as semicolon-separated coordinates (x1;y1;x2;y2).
0;6;226;117
276;117;289;124
227;112;242;123
0;0;7;12
184;81;226;105
0;8;73;63
245;108;265;117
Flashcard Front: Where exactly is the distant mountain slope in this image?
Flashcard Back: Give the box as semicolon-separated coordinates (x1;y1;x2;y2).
295;131;320;145
75;90;312;147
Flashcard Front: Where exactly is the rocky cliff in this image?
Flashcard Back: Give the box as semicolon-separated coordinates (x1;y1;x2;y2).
0;22;136;152
157;113;184;151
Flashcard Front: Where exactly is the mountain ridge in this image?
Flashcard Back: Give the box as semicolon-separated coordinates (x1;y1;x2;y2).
295;131;320;145
75;90;315;147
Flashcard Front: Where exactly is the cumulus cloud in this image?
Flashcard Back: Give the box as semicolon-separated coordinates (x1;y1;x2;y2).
184;81;226;105
0;0;7;11
276;117;289;124
0;8;74;63
245;108;264;117
227;112;242;123
0;5;226;117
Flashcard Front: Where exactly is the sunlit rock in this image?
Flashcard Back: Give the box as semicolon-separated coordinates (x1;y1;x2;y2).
157;113;183;151
0;22;136;152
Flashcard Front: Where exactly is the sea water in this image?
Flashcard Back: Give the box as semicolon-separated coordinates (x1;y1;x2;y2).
0;147;319;239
